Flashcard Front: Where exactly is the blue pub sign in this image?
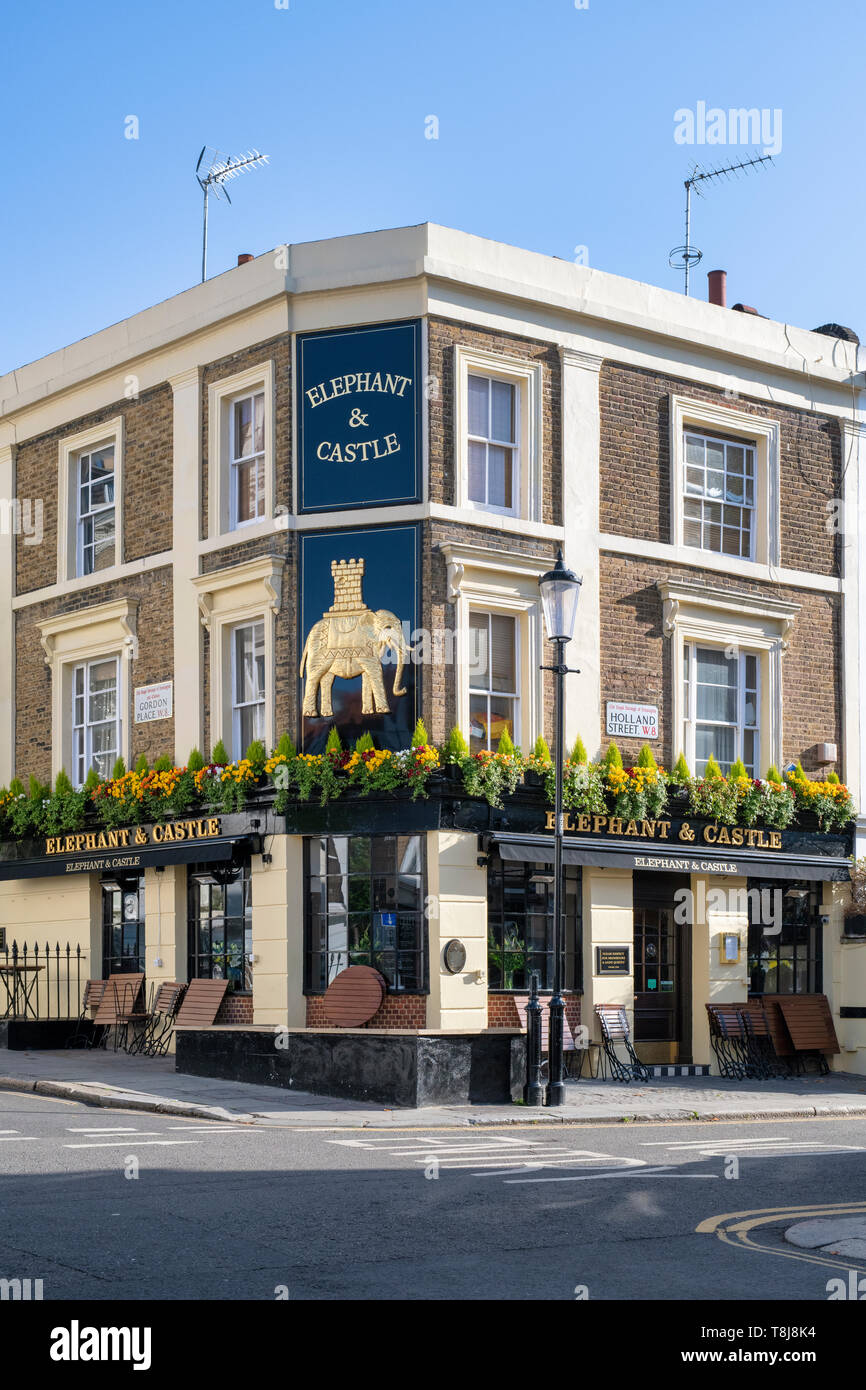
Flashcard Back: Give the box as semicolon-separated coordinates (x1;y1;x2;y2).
297;319;423;513
298;524;421;753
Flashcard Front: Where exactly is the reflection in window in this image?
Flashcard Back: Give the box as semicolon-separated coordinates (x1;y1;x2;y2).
747;880;822;995
188;861;253;992
468;610;518;752
683;431;755;558
305;835;427;994
486;855;582;992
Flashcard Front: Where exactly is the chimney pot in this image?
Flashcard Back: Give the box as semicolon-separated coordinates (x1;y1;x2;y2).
237;253;254;266
708;269;727;307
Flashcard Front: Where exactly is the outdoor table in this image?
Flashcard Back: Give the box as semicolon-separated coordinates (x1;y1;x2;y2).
0;964;44;1019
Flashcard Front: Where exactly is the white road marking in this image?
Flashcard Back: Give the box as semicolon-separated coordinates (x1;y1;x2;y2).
165;1125;254;1132
641;1137;793;1148
0;1136;35;1142
66;1127;158;1134
64;1140;200;1149
0;1129;20;1134
505;1165;721;1185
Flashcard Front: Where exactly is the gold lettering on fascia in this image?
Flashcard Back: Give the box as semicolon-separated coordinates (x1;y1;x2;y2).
45;818;223;857
543;810;782;851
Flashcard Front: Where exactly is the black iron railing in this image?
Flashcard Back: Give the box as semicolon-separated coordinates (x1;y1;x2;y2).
0;942;88;1021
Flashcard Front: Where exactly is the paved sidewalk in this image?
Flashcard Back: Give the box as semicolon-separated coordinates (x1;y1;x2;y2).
2;1048;866;1127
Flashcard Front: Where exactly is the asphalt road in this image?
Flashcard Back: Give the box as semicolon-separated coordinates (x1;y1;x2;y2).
1;1091;865;1302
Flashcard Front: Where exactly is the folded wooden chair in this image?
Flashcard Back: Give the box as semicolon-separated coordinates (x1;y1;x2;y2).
65;978;107;1049
594;1004;652;1083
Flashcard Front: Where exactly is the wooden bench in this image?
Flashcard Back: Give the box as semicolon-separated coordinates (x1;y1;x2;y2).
175;978;229;1028
775;994;839;1074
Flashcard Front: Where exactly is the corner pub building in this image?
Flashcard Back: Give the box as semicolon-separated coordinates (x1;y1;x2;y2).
1;224;865;1104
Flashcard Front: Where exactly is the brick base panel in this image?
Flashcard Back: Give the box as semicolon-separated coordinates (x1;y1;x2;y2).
306;994;427;1029
487;993;581;1034
215;994;254;1025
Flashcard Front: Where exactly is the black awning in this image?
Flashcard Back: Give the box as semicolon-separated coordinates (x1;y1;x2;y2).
494;834;850;882
0;836;259;882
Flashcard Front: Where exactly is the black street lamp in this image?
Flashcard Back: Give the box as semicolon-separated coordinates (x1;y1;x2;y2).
538;549;582;1106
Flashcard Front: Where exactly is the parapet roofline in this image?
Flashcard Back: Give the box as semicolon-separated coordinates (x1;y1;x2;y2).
1;221;862;419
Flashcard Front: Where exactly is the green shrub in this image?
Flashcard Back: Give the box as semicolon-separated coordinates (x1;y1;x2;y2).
187;748;205;773
672;752;691;784
244;740;267;771
84;768;100;792
411;718;429;748
729;757;748;781
765;764;782;783
134;754;149;776
826;770;840;784
443;727;469;761
54;770;74;796
325;728;343;755
153;754;173;773
531;735;552;764
603;741;623;769
703;754;723;781
275;732;297;759
496;727;516;758
111;756;126;780
569;735;588;765
210;740;229;766
636;744;657;771
355;732;375;752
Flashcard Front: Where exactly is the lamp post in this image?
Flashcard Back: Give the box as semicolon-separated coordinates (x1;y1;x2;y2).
538;549;582;1106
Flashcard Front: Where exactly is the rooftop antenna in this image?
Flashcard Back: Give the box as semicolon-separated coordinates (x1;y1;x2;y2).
195;146;270;283
668;152;773;296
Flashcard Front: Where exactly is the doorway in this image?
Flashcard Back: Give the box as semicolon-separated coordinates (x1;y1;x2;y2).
632;872;692;1063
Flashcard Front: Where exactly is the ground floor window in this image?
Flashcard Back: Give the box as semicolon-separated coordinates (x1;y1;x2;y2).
748;879;823;995
304;834;428;994
188;860;252;993
101;874;145;975
486;854;582;991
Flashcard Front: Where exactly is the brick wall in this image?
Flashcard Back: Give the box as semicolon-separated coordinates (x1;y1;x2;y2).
200;336;291;540
215;993;254;1025
598;552;842;775
487;993;581;1036
306;993;427;1029
15;566;174;781
15;385;173;596
428;318;561;522
599;362;841;577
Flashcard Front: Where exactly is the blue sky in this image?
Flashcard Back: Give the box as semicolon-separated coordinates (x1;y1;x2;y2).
2;0;864;372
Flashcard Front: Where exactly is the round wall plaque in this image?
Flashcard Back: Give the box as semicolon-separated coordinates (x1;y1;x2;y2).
443;939;467;974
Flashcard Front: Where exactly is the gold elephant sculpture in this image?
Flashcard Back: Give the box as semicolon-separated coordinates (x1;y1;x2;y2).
300;608;412;717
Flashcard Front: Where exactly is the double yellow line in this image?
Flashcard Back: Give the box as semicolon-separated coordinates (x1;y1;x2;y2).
697;1201;866;1274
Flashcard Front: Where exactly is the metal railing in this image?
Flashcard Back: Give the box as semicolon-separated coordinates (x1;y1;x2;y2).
0;941;88;1021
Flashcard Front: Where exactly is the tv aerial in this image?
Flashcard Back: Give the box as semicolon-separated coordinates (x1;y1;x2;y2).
668;153;773;296
195;146;270;282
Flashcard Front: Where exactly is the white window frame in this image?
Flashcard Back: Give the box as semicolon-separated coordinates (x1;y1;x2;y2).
57;418;124;583
440;541;548;752
466;373;521;517
454;345;543;522
682;430;757;560
658;579;800;779
207;361;275;539
670;394;780;568
467;608;521;751
192;556;284;757
684;642;760;777
230;619;266;759
37;598;137;783
72;655;121;786
228;389;267;531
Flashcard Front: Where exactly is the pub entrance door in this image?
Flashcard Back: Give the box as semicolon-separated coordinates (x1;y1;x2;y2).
632;872;692;1063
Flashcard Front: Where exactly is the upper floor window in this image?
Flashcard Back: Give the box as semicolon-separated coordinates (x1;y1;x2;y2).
455;346;544;521
76;445;116;575
468;374;518;513
468;610;519;752
207;362;274;538
683;431;756;560
231;621;265;757
73;656;120;784
229;392;266;527
684;644;759;777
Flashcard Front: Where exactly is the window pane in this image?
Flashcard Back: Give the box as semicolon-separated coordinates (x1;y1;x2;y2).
491;379;515;443
93;509;115;568
468;612;489;686
468;441;486;503
236;459;256;523
235;624;265;703
490;614;516;692
696;724;735;772
488;697;516;745
468;375;488;437
469;692;490;751
234;397;253;459
253;392;265;454
487;446;513;509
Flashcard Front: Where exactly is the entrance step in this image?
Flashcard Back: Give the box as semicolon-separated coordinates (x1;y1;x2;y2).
646;1064;711;1077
